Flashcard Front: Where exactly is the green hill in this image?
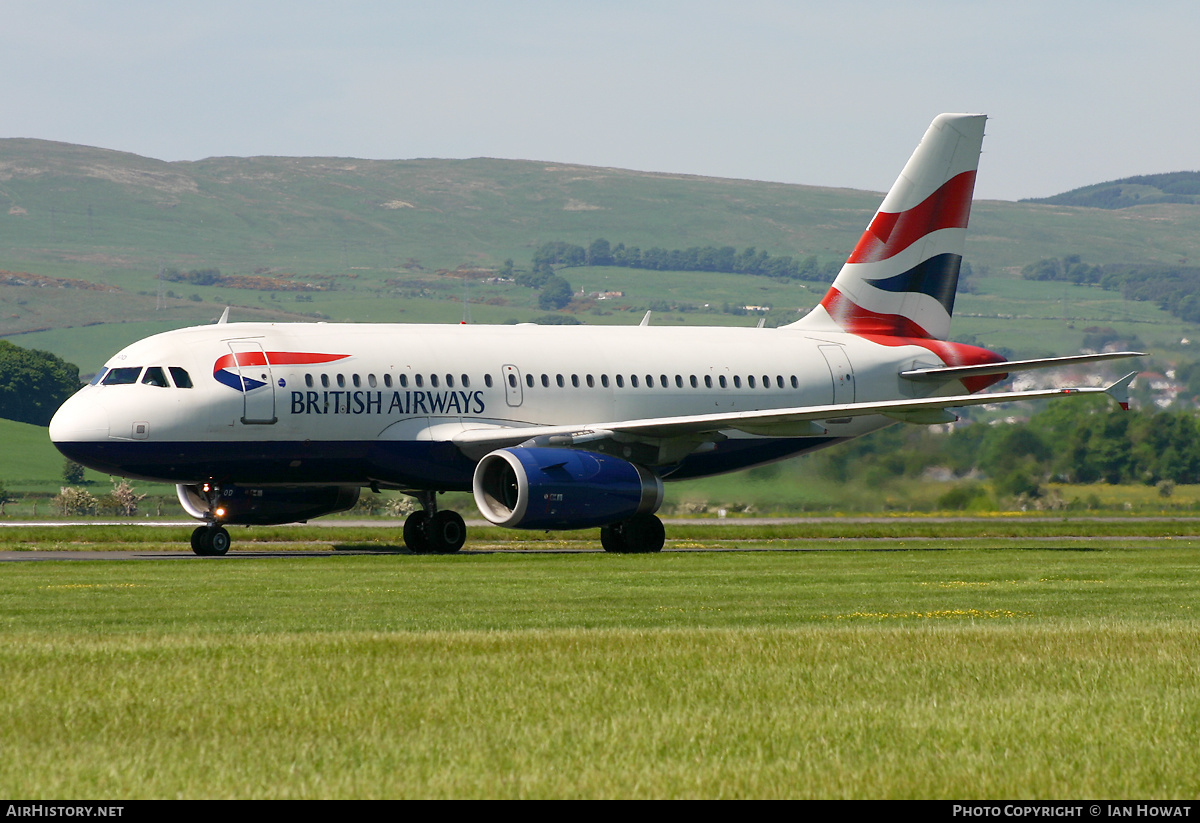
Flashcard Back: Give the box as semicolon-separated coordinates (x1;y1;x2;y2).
1021;171;1200;209
0;138;878;275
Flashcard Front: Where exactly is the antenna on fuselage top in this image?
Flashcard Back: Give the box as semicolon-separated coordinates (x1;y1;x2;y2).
639;311;651;327
217;307;230;324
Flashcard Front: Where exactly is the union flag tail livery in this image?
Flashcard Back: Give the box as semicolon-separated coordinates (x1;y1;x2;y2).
49;114;1141;556
793;113;986;341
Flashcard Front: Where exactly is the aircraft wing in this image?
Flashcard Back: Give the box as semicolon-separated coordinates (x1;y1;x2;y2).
453;372;1138;457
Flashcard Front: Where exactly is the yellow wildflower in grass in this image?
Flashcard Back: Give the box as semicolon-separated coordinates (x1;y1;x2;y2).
41;583;141;589
834;608;1030;620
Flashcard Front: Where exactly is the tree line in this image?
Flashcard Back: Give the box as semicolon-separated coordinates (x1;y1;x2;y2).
808;396;1200;503
0;340;80;427
531;239;842;282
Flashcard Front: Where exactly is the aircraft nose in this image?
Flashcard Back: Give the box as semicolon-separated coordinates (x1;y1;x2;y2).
49;392;110;444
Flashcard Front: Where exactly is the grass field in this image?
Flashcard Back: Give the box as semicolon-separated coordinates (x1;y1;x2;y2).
1;524;1197;799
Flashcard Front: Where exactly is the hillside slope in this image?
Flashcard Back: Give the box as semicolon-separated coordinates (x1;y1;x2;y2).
6;138;1200;279
1021;171;1200;209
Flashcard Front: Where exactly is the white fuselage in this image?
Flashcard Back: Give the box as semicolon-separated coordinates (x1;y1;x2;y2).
49;320;955;490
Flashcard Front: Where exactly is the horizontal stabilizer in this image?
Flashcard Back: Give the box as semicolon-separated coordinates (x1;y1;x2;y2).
901;351;1144;382
1106;371;1137;411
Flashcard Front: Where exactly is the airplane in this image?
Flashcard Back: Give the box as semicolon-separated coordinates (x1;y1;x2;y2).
49;113;1141;556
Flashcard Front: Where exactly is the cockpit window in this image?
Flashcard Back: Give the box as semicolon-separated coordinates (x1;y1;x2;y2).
169;367;193;388
142;367;170;388
102;367;142;386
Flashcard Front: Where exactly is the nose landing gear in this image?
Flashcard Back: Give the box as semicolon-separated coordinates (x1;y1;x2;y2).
190;525;231;556
182;482;232;556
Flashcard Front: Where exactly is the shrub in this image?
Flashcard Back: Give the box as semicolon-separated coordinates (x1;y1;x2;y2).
54;486;97;516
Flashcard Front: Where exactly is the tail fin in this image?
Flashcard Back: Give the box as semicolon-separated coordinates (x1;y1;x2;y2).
790;113;986;341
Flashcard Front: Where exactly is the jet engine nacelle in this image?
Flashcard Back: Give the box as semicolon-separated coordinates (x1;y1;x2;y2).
472;447;663;530
176;483;360;526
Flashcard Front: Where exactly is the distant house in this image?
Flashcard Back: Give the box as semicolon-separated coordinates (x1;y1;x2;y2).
1137;371;1184;409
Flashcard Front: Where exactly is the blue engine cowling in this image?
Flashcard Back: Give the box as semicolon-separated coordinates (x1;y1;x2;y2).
472;447;663;530
177;483;360;526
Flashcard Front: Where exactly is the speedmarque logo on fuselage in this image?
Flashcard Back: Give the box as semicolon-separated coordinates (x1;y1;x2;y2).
212;351;351;392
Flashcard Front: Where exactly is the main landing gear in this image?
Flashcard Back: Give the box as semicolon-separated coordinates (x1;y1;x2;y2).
600;513;666;554
402;491;466;554
191;525;231;556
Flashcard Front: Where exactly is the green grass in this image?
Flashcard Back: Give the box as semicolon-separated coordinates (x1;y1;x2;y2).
6;515;1200;552
0;540;1197;798
0;418;116;494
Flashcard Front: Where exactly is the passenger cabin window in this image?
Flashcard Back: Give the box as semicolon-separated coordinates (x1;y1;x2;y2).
484;374;493;388
525;374;534;388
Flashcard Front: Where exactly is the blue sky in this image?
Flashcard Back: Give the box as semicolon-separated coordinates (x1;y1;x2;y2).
4;1;1198;201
